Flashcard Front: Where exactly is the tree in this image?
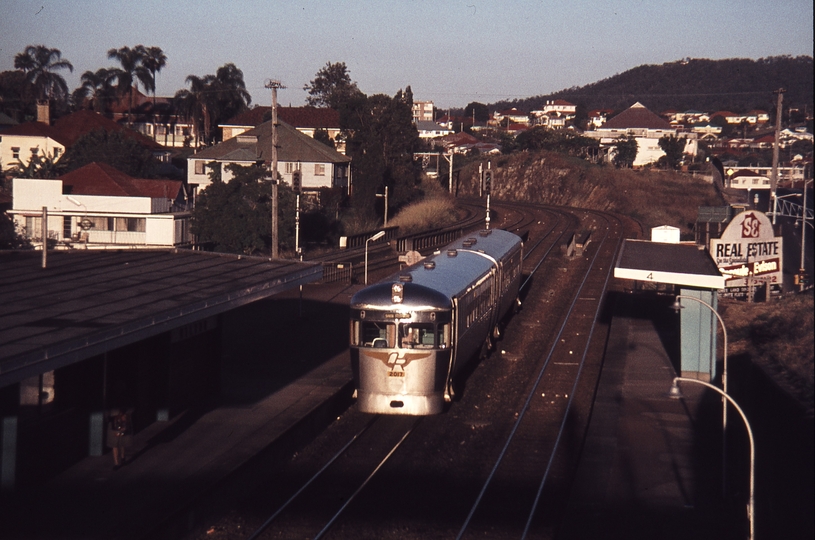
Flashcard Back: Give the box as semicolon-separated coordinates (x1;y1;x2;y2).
107;45;153;124
13;45;73;112
0;70;34;121
138;45;167;106
343;90;422;217
464;102;489;123
304;62;362;109
210;63;251;125
8;153;63;178
59;130;159;177
613;135;638;168
72;68;118;114
191;164;295;255
174;63;251;146
658;135;687;169
174;74;214;146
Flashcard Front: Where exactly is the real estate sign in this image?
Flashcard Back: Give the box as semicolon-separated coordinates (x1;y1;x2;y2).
710;211;782;299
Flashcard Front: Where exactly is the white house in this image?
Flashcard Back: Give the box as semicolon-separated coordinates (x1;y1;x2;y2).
219;106;345;154
583;102;699;167
531;100;577;128
0;110;170;174
415;121;453;139
187;118;351;198
9;162;191;249
0;122;67;171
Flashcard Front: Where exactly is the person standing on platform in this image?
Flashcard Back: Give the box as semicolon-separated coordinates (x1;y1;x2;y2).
107;408;133;470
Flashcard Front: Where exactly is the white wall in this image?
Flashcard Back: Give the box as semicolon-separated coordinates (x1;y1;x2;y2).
1;135;65;171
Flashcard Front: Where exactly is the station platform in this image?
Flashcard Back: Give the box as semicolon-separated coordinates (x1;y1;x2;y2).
558;293;742;540
1;288;743;539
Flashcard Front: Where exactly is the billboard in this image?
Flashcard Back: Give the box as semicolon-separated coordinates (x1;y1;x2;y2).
709;211;782;299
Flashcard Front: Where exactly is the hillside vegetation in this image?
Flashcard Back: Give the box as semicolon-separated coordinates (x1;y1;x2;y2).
488;56;813;117
456;152;723;238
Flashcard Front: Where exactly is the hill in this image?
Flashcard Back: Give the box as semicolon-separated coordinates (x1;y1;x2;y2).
486;56;813;117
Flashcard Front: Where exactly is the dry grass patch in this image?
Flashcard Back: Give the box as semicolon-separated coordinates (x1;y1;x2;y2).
720;293;814;415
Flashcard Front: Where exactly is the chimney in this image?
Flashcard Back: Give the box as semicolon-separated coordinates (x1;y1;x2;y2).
36;100;50;125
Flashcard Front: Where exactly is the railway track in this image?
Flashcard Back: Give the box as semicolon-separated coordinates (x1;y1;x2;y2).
186;201;631;540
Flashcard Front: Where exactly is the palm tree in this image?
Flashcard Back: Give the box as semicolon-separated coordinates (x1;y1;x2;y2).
138;46;167;106
174;64;252;147
212;63;252;119
72;68;118;114
14;45;73;116
107;45;153;124
174;74;215;146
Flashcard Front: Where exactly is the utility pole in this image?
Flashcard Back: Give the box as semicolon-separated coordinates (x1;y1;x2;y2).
771;88;785;225
265;79;285;258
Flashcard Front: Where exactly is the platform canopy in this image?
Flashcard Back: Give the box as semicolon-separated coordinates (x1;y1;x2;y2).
0;250;322;387
614;239;725;289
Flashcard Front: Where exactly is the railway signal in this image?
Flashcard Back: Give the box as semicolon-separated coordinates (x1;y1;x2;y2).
484;171;492;194
292;170;302;194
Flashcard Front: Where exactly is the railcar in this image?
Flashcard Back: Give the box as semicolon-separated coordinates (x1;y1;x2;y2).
349;229;523;415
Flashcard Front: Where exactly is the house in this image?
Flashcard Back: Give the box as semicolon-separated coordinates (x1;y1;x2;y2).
187;119;351;198
102;87;196;148
726;168;771;191
531;100;576;128
412;101;434;123
583;102;699;167
0;110;171;173
416;121;453;139
0;121;68;170
587;109;615;129
219;106;344;153
491;108;529;127
9;162;191;249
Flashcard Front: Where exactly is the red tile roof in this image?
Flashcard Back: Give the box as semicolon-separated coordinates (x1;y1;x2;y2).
4;110;165;152
53;110;164;150
60;162;182;198
2;121;70;145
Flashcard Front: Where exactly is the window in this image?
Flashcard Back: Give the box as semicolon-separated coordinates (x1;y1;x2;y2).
53;148;61;159
12;147;20;160
399;323;436;349
314;163;325;176
358;321;394;348
194;161;206;175
63;216;72;238
30;147;39;156
285;162;293;174
115;217;146;232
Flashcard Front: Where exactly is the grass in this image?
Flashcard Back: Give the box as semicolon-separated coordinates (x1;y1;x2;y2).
387;194;459;235
720;293;814;415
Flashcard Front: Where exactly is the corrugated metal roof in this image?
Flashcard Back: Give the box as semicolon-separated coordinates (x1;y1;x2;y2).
0;250;322;387
191;119;350;164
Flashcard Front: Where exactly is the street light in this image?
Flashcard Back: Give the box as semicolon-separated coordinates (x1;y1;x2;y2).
364;231;386;285
672;294;728;496
670;377;755;540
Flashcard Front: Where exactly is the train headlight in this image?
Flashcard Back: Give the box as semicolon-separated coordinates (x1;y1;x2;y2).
391;283;404;304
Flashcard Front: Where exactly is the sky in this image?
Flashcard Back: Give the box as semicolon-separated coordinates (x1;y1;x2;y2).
1;0;813;110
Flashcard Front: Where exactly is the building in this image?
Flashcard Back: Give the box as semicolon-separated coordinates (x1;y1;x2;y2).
9;162;191;249
415;121;453;139
412;101;434;123
583;102;699;167
0;110;171;173
219;106;344;153
531;100;577;128
187;119;351;198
